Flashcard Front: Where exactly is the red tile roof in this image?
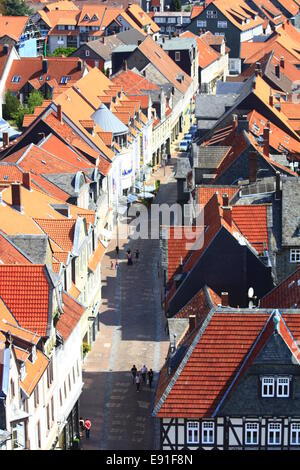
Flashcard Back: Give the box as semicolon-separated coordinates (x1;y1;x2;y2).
0;265;50;336
197;185;239;206
154;310;300;418
33;218;75;252
232;205;269;253
56;292;85;341
112;69;159;94
181;31;220;69
0;16;28;41
88;241;105;272
261;267;300;308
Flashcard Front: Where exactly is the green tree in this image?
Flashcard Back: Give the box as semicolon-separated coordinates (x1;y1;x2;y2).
0;0;33;16
53;47;77;57
3;91;20;120
170;0;181;12
13;106;27;130
26;89;43;113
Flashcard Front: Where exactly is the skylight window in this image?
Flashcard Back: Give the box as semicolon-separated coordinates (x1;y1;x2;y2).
11;75;21;83
60;75;71;84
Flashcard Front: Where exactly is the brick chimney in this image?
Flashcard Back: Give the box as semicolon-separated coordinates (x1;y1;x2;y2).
57;104;62;123
249;151;258;183
280;56;285;68
263;122;270;157
22;172;31;191
77;59;82;71
42;58;48;74
188;315;196;333
223;206;232;226
222;193;229;207
269;93;274;107
11;183;22;212
2;132;9;147
221;292;229;306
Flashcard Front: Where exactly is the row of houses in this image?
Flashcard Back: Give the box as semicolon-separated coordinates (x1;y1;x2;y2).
152;16;300;451
0;30;200;449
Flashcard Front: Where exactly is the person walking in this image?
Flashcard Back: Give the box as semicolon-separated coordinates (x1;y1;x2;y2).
115;258;119;270
116;245;119;256
131;364;137;384
148;369;154;389
141;364;148;384
135;373;141;392
127;250;133;266
110;260;114;270
84;418;91;439
79;417;85;438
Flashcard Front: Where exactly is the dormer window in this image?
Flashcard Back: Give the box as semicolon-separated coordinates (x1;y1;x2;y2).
187;421;199;444
11;75;21;83
20;363;26;382
60;75;71;84
92;14;98;21
32;345;37;363
262;377;274;397
83;14;90;21
202;422;214;444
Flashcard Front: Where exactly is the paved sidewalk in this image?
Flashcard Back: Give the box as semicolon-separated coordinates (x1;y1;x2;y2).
79;156;178;450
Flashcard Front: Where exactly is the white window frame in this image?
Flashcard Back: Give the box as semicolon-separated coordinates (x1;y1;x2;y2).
290;249;300;263
202;421;214;444
277;377;289;397
85;49;90;57
197;20;207;27
217;20;227;28
268;423;281;446
207;10;217;18
245;422;259;445
187;421;199;444
262;377;275;397
290;423;300;446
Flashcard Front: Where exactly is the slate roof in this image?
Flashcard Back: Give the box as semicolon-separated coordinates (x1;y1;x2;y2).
174;157;192;179
281;178;300;246
193;146;231;169
7;235;48;265
195;94;238;120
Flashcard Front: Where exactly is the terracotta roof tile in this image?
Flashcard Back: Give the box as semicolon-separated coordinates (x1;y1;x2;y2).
0;265;50;336
88;241;105;272
56;292;85;341
261;267;300;308
33;218;75;252
232;205;269;252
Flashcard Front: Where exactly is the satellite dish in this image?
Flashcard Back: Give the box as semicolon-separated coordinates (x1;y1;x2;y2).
248;287;254;298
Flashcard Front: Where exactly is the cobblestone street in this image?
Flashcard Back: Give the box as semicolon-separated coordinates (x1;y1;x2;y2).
79;153;179;450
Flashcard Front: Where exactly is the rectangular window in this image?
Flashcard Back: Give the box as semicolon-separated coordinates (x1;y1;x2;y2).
59;388;63;407
34;384;39;408
290;249;300;263
202;422;214;444
207;10;217;18
175;51;180;62
36;421;41;448
77;359;80;377
68;374;71;391
187;421;199;444
262;377;275;397
73;366;76;384
10;380;15;398
290;423;300;445
197;20;207;27
51;397;54;423
245;423;259;445
217;20;227;28
277;377;289;397
46;404;50;431
85;49;90;57
268;423;281;445
64;381;67;399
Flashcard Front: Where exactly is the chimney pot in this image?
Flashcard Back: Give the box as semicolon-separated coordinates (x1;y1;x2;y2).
42;58;48;74
2;132;9;147
188;315;196;333
221;292;229;306
22;172;31;191
249;151;258;183
237;115;249;133
263;122;270;157
280;56;285;68
57;104;62;123
269;93;273;107
11;183;22;212
275;171;281;199
222;193;229;207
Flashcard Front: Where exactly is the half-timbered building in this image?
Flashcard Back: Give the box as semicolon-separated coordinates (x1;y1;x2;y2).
153;285;300;450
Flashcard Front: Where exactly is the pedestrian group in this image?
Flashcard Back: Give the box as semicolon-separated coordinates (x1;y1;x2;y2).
131;364;154;391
